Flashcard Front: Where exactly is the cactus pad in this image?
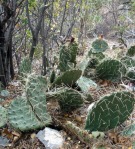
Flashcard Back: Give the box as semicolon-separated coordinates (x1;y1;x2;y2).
85;91;135;131
79;58;98;78
96;59;126;82
126;45;135;57
57;88;84;112
126;68;135;80
19;57;31;75
58;45;72;72
91;39;108;53
88;50;105;60
52;70;82;87
121;56;135;68
8;97;46;131
68;42;78;64
77;76;97;94
65;121;93;144
0;106;7;128
8;75;51;131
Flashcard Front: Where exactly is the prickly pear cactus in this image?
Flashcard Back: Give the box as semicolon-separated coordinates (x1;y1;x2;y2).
77;76;97;94
88;50;105;60
8;97;46;131
68;42;78;64
25;75;50;122
91;39;108;53
96;59;126;82
126;68;135;80
52;69;82;87
8;75;51;131
121;56;135;68
57;88;84;112
85;91;135;131
58;45;72;72
126;45;135;57
65;121;94;144
78;58;98;78
0;106;7;128
19;57;31;75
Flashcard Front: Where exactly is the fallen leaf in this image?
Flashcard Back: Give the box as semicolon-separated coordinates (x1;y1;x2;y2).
108;132;118;144
2;128;14;140
12;131;21;137
100;80;111;87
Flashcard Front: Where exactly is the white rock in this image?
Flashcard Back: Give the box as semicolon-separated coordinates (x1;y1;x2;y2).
36;127;64;149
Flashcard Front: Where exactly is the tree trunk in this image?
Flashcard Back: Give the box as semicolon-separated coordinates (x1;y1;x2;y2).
0;2;15;87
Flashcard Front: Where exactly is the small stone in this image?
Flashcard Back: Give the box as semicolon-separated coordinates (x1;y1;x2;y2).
13;136;19;142
67;137;71;141
75;115;82;122
36;127;64;149
31;133;36;139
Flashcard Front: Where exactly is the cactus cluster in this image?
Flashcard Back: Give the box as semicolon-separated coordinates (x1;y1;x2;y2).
8;74;51;131
96;59;126;82
85;91;135;131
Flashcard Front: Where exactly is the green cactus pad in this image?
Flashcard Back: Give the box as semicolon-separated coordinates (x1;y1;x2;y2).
78;58;98;78
52;70;82;87
68;42;78;64
77;76;97;94
8;97;48;131
96;59;126;82
8;75;51;131
126;68;135;80
19;57;31;75
85;91;135;131
58;45;72;72
0;106;7;128
65;121;95;144
91;39;108;53
126;46;135;57
88;50;105;60
25;75;50;122
121;56;135;68
57;88;84;112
